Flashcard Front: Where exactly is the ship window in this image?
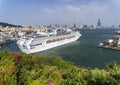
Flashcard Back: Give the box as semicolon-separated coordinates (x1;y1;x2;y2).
46;37;67;44
66;35;75;39
51;39;56;42
31;43;42;46
46;40;52;43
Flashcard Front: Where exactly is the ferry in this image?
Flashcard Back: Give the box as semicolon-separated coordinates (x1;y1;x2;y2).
17;28;81;54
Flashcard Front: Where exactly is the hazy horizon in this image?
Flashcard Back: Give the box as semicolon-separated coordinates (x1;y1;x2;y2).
0;0;120;26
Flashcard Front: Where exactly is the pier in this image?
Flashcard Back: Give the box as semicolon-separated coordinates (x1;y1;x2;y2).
98;45;120;51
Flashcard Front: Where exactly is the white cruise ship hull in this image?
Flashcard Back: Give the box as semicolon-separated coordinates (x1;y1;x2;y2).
17;32;81;54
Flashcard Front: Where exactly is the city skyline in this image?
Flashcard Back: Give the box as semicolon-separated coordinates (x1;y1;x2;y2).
0;0;120;26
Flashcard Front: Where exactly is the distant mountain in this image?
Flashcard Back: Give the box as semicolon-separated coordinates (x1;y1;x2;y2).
0;22;22;27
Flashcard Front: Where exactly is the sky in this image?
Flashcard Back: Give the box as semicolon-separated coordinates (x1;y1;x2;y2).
0;0;120;26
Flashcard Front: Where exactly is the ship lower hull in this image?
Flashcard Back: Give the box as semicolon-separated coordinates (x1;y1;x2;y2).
17;35;81;54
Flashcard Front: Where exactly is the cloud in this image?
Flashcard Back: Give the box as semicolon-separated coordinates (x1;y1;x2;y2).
81;2;109;12
2;0;118;26
40;2;109;25
111;0;120;5
42;3;108;13
42;8;53;13
65;4;80;11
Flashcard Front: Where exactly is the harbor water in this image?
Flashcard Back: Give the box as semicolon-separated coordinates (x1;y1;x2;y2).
1;29;120;68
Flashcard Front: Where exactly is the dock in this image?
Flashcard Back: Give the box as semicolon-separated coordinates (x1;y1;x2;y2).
98;45;120;51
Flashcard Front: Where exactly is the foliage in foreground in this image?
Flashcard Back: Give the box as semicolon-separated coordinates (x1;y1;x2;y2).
0;51;120;85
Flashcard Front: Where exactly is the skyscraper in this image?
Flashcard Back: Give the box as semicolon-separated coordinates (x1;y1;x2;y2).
97;19;101;28
97;19;101;27
73;23;76;28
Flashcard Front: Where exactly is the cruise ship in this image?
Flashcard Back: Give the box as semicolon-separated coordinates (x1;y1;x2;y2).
17;28;81;54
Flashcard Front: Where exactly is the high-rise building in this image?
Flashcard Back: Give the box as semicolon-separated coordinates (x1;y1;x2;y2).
119;25;120;28
97;19;101;27
73;23;76;28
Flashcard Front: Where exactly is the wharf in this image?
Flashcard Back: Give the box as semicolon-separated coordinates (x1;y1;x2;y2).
98;45;120;51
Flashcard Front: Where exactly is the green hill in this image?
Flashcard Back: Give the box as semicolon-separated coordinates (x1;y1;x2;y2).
0;22;22;27
0;51;120;85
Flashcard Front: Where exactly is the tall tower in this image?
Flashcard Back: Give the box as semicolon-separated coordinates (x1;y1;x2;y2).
73;23;76;28
97;19;101;27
